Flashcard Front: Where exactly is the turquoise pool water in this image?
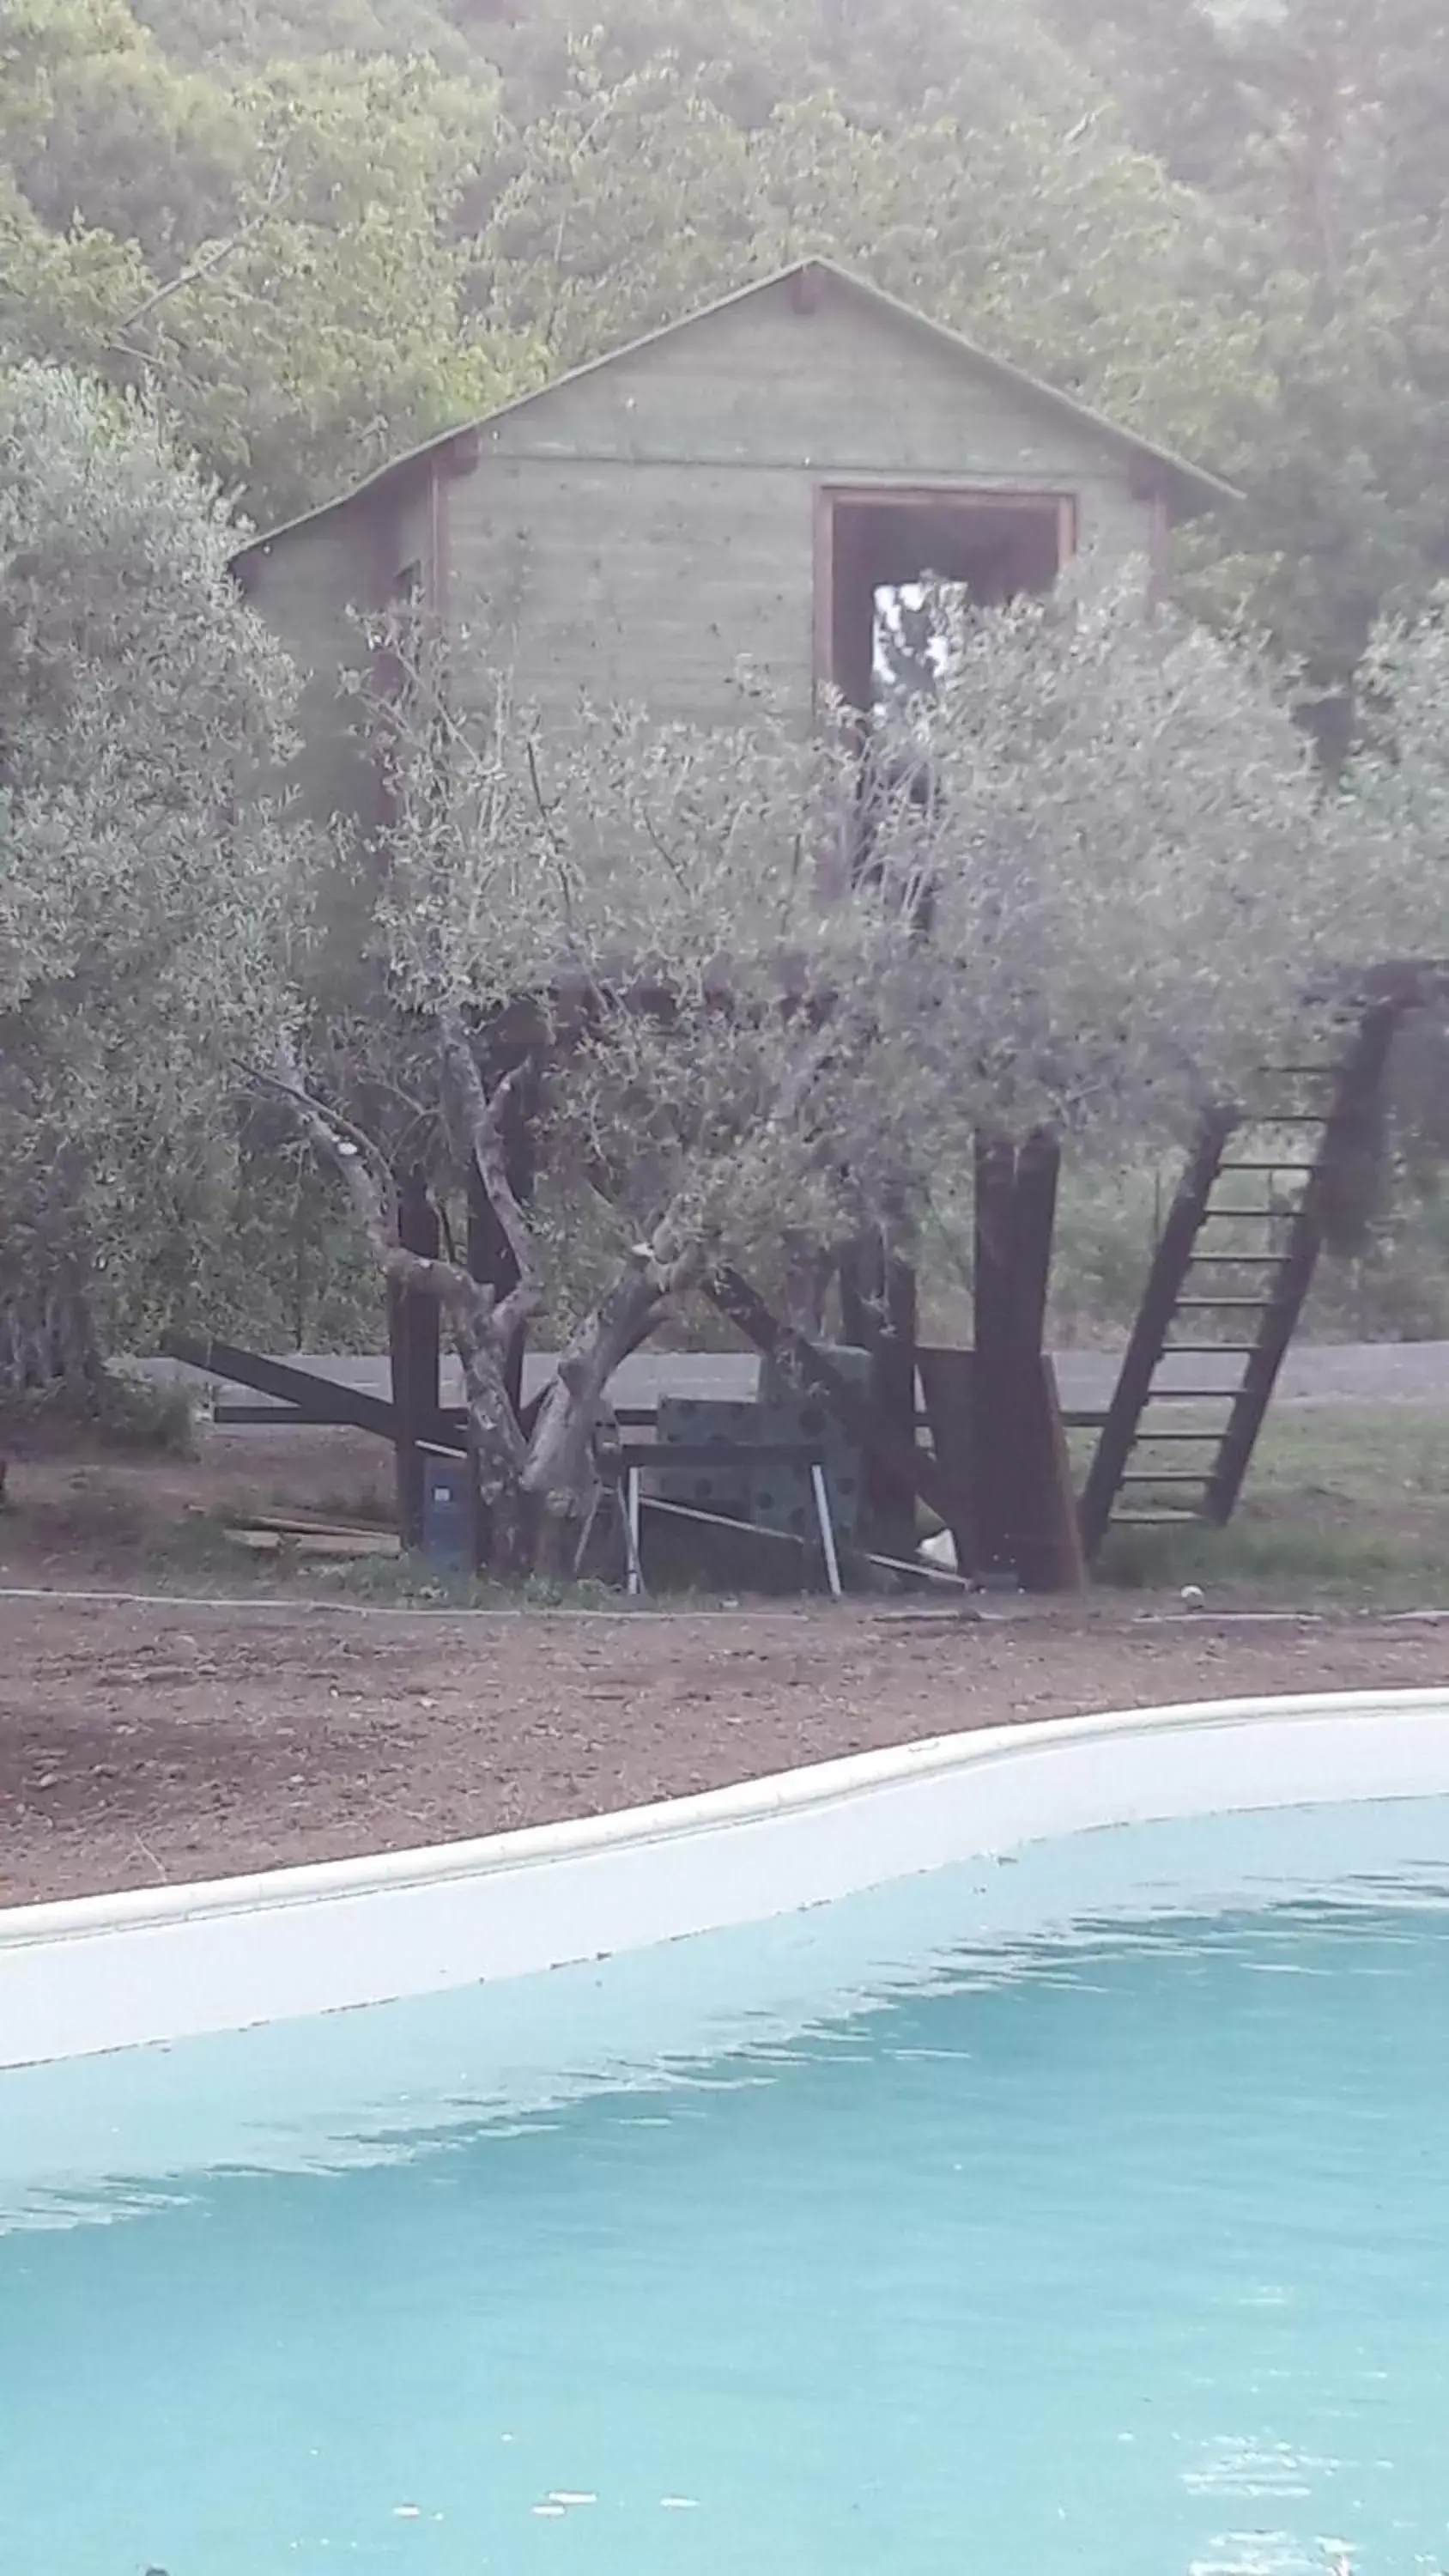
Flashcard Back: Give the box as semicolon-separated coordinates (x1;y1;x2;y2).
4;1798;1449;2576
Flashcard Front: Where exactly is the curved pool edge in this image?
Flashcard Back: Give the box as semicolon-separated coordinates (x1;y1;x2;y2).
3;1687;1449;2069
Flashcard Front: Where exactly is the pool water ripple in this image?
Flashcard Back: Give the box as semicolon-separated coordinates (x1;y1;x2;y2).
3;1798;1448;2576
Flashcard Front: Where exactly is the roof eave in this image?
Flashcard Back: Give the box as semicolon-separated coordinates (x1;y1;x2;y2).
230;426;479;572
231;256;1240;568
813;264;1240;516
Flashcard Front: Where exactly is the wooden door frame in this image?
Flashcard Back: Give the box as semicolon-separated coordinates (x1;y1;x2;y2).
811;483;1079;719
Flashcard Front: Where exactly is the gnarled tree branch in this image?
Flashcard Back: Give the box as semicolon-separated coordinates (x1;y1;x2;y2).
438;1015;541;1345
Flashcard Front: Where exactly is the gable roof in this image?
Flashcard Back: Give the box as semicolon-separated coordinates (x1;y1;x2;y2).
233;256;1239;563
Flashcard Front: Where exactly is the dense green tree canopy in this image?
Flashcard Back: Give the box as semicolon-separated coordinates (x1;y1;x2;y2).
0;364;306;1394
0;0;530;520
2;0;1258;532
3;0;1445;694
1045;0;1449;714
5;0;1447;1402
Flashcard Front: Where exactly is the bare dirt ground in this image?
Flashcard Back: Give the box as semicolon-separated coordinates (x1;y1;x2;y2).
1;1419;1446;1909
3;1595;1446;1908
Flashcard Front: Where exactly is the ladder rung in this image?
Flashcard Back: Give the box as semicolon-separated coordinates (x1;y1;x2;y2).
1218;1161;1313;1175
1119;1471;1213;1485
1159;1342;1259;1354
1129;1429;1224;1442
1187;1255;1291;1266
1199;1208;1281;1219
1241;1112;1330;1125
1173;1297;1278;1310
1109;1512;1206;1528
1142;1388;1241;1400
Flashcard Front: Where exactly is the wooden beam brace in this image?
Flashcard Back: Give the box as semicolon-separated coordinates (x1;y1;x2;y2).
706;1267;949;1522
165;1336;399;1440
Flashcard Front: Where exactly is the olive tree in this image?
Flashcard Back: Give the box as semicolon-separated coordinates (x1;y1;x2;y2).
0;364;304;1410
1347;586;1449;878
1321;586;1449;1219
900;571;1436;1121
281;564;1426;1575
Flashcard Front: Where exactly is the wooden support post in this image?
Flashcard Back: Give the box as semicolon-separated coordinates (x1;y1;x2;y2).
387;1168;440;1551
874;1244;919;1543
973;1131;1069;1588
1009;1133;1060;1363
839;1227;919;1544
1004;1134;1065;1591
972;1134;1019;1574
1016;1355;1087;1593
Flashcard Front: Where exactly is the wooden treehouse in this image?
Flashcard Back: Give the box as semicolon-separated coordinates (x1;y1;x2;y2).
211;260;1392;1590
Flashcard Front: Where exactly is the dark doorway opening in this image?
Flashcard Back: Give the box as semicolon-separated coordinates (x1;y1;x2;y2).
815;487;1075;719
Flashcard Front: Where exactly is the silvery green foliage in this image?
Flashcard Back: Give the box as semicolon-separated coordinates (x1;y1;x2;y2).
0;364;305;1381
904;569;1435;1135
377;565;1418;1311
378;668;930;1291
1346;586;1449;886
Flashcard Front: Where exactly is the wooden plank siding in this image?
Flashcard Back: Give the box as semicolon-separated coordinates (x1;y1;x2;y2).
446;455;820;727
239;477;442;987
477;283;1150;483
441;277;1155;727
242;507;384;832
243;269;1168;787
242;476;433;814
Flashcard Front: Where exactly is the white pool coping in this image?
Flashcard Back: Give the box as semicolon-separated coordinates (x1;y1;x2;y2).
3;1686;1449;2073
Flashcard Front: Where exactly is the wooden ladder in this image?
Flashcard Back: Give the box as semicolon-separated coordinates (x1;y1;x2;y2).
1078;1005;1399;1559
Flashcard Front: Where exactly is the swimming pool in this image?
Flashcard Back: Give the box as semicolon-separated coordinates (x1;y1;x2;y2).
4;1790;1448;2576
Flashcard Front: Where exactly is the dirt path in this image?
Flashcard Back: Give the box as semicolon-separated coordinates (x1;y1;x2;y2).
3;1591;1445;1908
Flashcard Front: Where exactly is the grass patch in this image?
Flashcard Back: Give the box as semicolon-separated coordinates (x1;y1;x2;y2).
0;1479;624;1607
0;1366;196;1460
1099;1515;1445;1599
1097;1404;1449;1604
309;1552;618;1612
0;1477;270;1590
9;1395;1445;1614
307;1481;397;1531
